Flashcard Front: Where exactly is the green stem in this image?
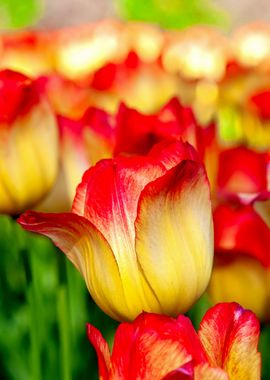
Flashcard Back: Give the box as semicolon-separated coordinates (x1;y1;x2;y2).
57;284;71;380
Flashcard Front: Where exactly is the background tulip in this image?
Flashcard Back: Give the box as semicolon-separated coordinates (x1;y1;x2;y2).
208;197;270;320
87;302;261;380
0;69;58;214
18;140;213;321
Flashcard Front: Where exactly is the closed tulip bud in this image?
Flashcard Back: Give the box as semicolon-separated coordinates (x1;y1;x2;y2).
18;140;213;321
0;70;58;214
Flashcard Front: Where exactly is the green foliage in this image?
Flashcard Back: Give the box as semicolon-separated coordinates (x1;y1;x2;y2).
0;215;117;380
115;0;230;30
0;0;42;29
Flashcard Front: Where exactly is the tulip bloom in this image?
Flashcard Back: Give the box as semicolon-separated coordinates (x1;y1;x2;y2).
0;70;58;214
216;146;269;196
18;140;213;321
87;302;261;379
208;197;270;320
114;98;201;157
36;107;114;212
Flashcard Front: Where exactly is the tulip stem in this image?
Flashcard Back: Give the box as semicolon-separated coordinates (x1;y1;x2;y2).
57;258;72;380
24;248;42;380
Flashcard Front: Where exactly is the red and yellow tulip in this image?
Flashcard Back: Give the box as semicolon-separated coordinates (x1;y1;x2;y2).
18;140;213;321
0;69;58;214
36;106;114;212
87;302;261;379
208;197;270;320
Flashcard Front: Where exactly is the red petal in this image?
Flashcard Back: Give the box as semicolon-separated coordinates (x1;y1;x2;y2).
111;312;199;380
87;323;111;380
249;90;270;120
217;146;269;194
162;361;194;380
199;303;261;379
0;69;40;124
214;202;270;266
114;98;200;157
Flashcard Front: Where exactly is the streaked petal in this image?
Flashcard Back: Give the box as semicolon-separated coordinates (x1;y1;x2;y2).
111;313;195;380
194;364;228;380
199;303;261;380
18;211;129;321
135;161;213;315
87;323;111;380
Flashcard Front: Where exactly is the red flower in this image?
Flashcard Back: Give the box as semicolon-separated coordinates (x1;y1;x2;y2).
208;197;270;319
114;98;202;157
87;303;261;379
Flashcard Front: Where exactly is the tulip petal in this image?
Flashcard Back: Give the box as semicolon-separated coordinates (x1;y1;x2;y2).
135;160;213;315
87;323;111;380
0;101;58;214
18;211;129;321
214;202;270;267
111;313;195;380
194;364;229;380
162;361;194;380
198;303;261;380
217;146;268;194
72;156;166;318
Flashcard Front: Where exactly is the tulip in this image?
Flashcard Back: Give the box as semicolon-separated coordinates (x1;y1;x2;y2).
114;98;201;156
0;69;58;214
18;140;213;321
216;146;269;196
36;107;114;212
208;198;270;320
87;302;261;379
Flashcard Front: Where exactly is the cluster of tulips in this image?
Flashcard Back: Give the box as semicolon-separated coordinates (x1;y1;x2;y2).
0;20;269;379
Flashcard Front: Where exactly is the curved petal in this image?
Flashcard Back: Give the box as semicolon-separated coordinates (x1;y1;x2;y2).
217;146;268;194
135;161;213;315
199;303;261;380
214;202;270;267
18;211;129;321
72;156;165;318
111;313;195;380
0;101;58;214
208;256;269;320
87;323;111;380
162;362;194;380
194;364;228;380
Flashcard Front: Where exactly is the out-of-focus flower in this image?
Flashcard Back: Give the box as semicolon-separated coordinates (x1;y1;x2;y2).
36;75;93;119
18;140;213;321
0;69;58;214
232;22;270;69
90;52;179;114
36;107;114;212
87;302;261;379
208;198;270;320
162;27;228;81
216;146;269;196
1;31;53;77
114;98;200;156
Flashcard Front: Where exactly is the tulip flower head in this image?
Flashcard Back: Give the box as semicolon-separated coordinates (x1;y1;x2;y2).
36;107;114;212
19;140;213;321
0;69;58;214
87;302;261;379
208;197;270;320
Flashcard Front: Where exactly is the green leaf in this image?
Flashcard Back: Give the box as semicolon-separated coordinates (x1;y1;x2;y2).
0;0;42;29
115;0;230;30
